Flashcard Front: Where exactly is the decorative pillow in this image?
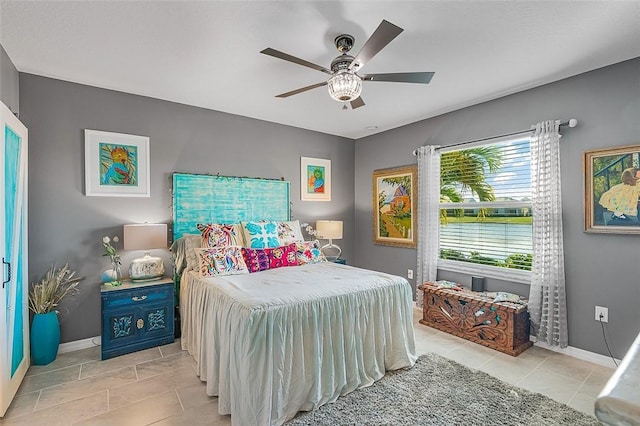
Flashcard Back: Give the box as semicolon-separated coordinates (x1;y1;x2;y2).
195;246;249;277
295;240;327;265
277;220;304;245
493;291;525;304
268;243;299;269
242;221;280;248
197;223;244;248
169;233;202;275
241;247;271;273
183;234;203;272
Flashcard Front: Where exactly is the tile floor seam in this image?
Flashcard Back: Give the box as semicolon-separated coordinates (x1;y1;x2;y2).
175;388;185;412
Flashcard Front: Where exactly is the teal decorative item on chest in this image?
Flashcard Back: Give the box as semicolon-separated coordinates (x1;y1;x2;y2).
100;278;174;360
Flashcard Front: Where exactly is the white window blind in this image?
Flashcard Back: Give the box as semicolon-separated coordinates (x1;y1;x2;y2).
439;136;533;277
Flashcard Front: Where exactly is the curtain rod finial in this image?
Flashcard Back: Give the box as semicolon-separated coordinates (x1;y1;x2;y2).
412;149;419;156
568;118;578;128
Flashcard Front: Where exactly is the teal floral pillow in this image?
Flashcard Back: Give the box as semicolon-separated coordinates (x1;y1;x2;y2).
241;221;280;249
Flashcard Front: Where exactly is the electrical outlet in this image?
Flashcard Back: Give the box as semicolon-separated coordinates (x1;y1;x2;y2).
595;306;608;323
407;269;414;279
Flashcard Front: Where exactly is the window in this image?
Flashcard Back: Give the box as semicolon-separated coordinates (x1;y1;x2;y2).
438;135;532;281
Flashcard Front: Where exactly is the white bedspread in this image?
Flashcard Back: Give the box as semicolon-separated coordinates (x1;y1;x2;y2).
181;262;417;426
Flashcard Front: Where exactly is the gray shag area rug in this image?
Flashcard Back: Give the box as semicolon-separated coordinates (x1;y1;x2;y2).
286;353;599;426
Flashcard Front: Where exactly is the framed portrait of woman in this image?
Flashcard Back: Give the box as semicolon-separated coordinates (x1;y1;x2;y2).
584;144;640;234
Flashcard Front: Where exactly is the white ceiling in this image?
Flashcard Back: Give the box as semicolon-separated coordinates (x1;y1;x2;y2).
1;1;639;139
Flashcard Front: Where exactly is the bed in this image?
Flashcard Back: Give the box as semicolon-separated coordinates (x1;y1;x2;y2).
172;173;417;425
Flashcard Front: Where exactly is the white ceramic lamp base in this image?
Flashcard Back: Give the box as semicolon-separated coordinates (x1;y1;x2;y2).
129;253;164;282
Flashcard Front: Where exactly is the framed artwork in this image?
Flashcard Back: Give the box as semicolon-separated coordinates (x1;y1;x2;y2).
301;157;331;201
84;129;150;197
584;144;640;234
373;165;417;248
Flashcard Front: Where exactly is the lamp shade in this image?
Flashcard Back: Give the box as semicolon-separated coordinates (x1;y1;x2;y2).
123;223;167;251
315;220;343;240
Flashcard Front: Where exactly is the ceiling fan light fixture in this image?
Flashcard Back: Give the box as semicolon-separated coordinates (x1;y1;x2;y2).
327;70;362;102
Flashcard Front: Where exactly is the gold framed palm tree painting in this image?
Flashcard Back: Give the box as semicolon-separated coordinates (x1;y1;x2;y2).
373;165;417;248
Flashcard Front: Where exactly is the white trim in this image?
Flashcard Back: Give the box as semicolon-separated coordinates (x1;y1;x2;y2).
532;338;620;369
58;336;101;354
438;259;532;284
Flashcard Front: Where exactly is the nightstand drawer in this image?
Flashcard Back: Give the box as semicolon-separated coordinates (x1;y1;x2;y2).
102;285;173;309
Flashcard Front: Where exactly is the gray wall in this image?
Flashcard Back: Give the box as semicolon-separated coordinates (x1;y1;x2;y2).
355;58;640;358
19;74;355;343
0;43;19;114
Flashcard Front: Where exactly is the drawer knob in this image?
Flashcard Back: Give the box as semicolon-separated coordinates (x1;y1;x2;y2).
136;318;144;329
132;295;147;302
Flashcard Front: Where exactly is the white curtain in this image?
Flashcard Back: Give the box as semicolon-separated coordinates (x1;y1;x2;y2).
416;145;441;307
529;120;568;348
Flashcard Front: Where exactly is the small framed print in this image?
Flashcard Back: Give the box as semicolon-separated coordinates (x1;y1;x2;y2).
84;129;150;197
301;157;331;201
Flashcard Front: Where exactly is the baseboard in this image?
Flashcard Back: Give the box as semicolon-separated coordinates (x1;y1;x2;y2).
532;338;621;368
58;336;101;354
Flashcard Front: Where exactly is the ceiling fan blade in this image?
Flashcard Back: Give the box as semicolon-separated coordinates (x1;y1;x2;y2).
348;20;403;72
275;81;328;98
350;97;365;109
362;72;435;84
261;48;332;75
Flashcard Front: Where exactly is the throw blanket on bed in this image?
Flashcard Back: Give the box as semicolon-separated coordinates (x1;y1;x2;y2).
181;262;417;426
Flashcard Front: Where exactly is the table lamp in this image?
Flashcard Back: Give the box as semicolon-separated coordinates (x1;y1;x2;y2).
124;223;167;281
315;220;343;261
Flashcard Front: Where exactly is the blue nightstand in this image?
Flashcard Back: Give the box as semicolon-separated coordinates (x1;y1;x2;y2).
100;277;175;360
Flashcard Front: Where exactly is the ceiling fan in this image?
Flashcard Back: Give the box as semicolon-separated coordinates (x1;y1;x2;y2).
260;20;435;109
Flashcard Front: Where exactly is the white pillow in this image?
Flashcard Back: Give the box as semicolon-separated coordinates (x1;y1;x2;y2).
241;221;280;248
278;220;304;245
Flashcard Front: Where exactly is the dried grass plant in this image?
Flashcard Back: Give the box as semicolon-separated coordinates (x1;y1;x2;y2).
28;264;83;314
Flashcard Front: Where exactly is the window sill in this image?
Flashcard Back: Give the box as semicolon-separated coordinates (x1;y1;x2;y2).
437;259;531;284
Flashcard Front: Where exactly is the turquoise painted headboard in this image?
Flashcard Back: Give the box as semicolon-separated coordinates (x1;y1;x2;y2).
172;173;291;240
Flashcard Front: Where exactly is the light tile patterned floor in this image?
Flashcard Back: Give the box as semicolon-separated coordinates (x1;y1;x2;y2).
1;309;614;425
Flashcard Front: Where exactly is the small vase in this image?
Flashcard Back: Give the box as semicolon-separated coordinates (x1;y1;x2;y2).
31;311;60;365
102;258;123;284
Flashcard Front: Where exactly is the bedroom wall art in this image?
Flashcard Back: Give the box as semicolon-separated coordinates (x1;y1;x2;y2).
373;165;417;248
300;156;331;201
84;129;150;197
584;144;640;234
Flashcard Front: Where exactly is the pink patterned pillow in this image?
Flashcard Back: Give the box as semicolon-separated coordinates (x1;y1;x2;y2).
268;243;299;268
197;223;244;248
242;247;270;273
242;243;299;273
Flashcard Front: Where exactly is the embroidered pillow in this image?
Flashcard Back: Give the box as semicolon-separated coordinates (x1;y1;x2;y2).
295;240;327;265
268;243;299;269
197;223;244;248
195;246;249;277
242;221;280;248
242;247;271;273
277;220;304;245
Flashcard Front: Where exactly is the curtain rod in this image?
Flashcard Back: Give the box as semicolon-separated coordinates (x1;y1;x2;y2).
412;118;578;156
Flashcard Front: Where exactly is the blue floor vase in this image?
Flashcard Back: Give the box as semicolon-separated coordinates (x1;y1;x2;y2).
30;311;60;365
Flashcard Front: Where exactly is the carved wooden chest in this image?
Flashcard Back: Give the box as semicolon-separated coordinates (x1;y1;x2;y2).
418;282;532;356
